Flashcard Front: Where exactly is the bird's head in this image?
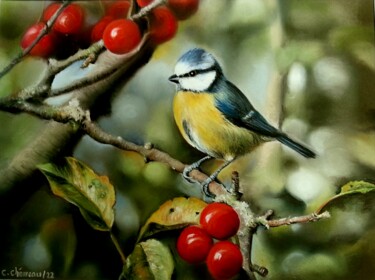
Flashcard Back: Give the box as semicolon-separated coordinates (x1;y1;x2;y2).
169;48;223;92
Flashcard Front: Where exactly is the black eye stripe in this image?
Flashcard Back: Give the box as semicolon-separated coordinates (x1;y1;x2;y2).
179;66;216;78
188;70;197;77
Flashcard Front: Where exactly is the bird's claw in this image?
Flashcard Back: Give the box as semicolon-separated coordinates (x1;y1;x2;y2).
182;156;212;183
182;156;217;198
182;160;206;183
182;165;197;183
202;177;216;198
183;165;216;198
182;156;211;183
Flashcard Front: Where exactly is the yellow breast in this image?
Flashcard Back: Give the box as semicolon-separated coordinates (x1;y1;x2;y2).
173;91;262;160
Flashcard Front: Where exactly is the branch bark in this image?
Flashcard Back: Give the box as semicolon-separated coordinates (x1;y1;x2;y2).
0;40;155;193
82;120;228;196
267;211;331;228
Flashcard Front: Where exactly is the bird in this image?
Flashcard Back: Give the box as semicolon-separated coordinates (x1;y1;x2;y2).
168;48;315;197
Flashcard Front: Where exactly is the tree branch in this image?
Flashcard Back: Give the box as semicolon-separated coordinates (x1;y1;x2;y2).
0;38;156;193
82;118;228;196
0;90;228;197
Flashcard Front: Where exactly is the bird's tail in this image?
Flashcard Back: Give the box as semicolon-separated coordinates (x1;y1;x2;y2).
276;135;316;158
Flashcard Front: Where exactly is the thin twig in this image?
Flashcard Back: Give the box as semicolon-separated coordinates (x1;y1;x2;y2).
247;230;257;280
0;1;71;79
47;40;105;76
230;171;242;199
131;0;166;20
266;211;330;228
253;209;274;229
16;41;106;100
44;36;147;99
244;209;329;278
250;263;269;277
49;66;117;97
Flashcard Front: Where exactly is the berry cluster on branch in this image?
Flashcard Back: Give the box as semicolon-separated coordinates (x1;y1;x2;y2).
20;0;197;58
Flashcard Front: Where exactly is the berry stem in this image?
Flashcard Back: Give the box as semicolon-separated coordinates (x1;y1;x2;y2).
110;231;127;264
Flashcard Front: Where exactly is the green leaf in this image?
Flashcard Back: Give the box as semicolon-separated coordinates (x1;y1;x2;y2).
38;157;115;231
121;239;174;280
340;180;375;194
316;181;375;214
138;197;207;241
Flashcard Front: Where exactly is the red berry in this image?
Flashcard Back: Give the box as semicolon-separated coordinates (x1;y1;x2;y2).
43;3;84;35
91;16;114;43
42;3;60;22
206;241;243;280
176;226;213;264
167;0;199;20
200;203;240;240
136;0;153;7
103;19;142;54
106;1;131;19
20;22;56;57
149;7;178;45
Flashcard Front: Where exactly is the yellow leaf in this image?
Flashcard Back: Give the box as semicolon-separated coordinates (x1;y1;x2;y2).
138;197;207;241
39;157;115;231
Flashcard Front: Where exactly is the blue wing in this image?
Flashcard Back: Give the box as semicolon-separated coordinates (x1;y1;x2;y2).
214;80;316;158
214;80;281;137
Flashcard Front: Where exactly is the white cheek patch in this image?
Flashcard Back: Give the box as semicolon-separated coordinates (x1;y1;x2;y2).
180;71;216;92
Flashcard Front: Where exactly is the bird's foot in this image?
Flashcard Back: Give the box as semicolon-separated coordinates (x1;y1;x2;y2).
182;164;198;183
182;156;212;183
201;176;216;198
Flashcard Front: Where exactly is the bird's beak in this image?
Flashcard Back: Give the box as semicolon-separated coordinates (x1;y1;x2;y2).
168;74;179;84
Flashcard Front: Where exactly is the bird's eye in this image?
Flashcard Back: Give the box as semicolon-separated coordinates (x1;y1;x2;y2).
188;71;197;77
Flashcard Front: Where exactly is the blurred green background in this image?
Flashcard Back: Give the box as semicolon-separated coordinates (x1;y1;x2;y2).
0;0;374;279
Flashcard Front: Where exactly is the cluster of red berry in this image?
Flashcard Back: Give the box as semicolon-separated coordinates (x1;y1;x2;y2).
21;2;86;58
177;203;243;280
21;0;199;58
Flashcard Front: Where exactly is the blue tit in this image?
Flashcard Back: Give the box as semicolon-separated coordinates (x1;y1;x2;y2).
169;48;315;197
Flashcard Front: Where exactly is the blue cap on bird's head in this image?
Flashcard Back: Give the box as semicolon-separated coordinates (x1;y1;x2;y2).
174;48;223;76
169;48;224;92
